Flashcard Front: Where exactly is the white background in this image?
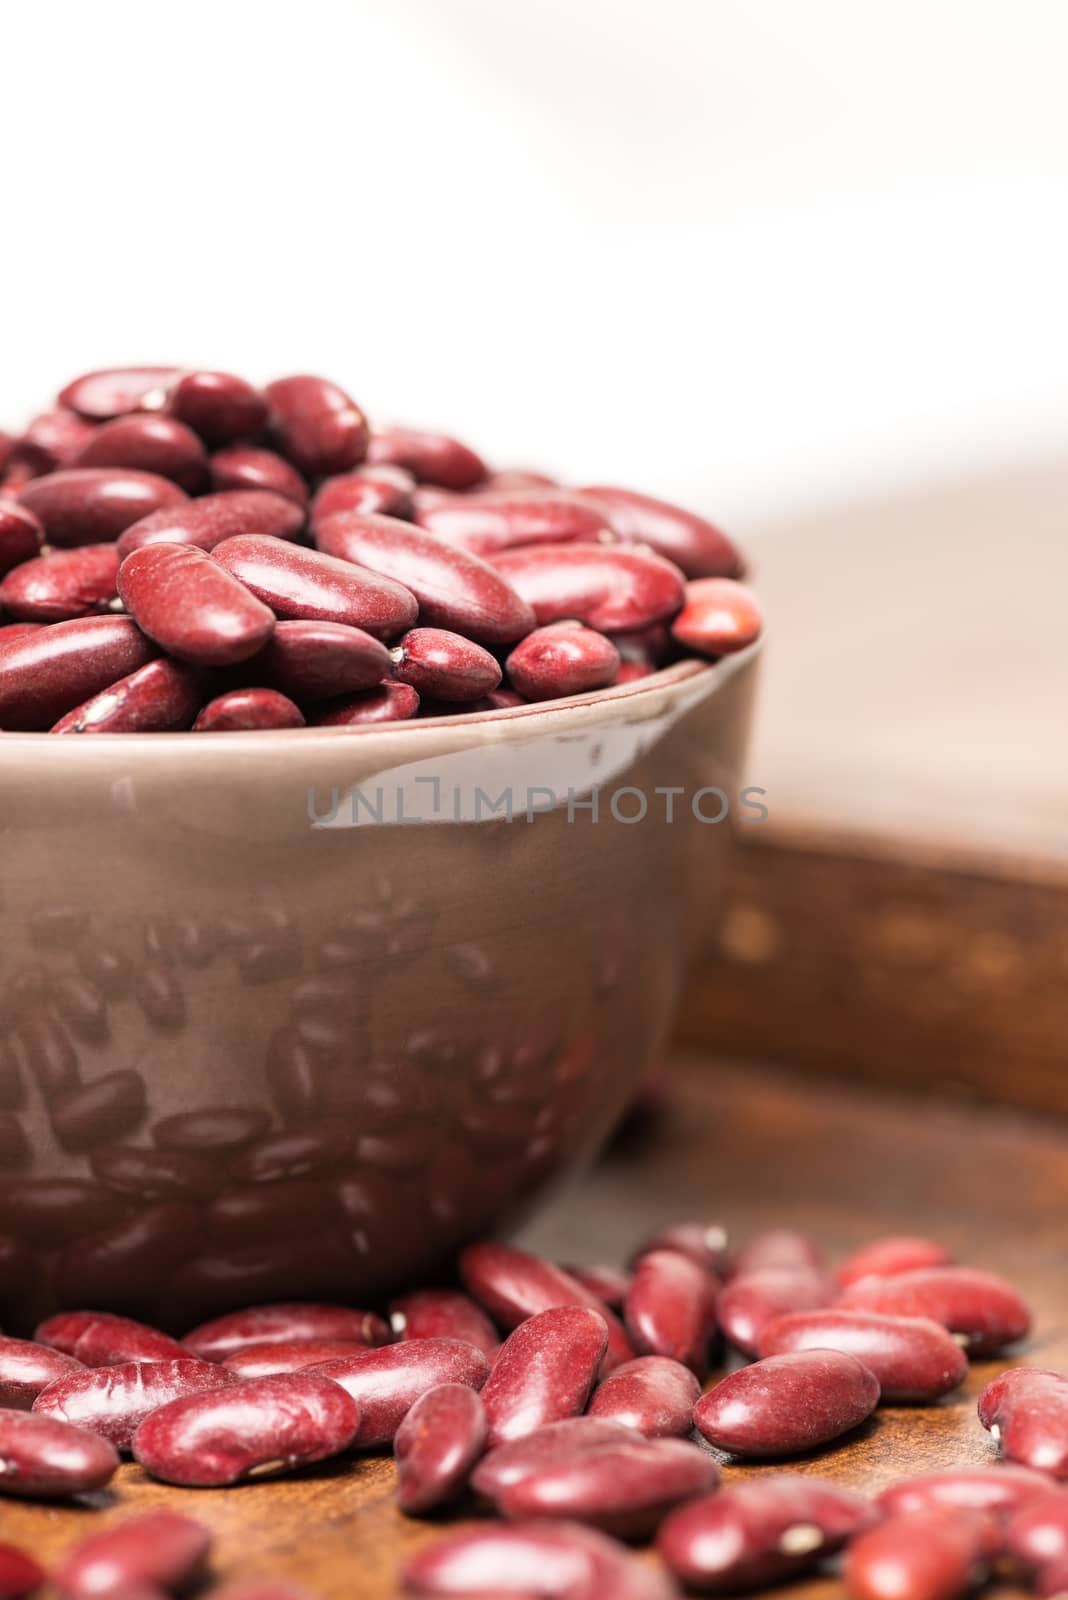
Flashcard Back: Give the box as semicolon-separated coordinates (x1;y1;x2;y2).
3;0;1067;531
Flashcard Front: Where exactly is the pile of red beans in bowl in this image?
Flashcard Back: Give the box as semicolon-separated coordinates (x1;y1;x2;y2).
1;1222;1065;1600
0;368;762;733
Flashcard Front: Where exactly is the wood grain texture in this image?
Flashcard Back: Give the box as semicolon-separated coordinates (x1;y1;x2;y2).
3;1053;1058;1597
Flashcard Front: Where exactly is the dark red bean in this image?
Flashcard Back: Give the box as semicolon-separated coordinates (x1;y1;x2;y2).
0;544;119;623
222;1339;375;1379
0;504;44;577
0;1179;126;1245
207;1181;338;1245
132;1370;360;1486
309;1339;490;1448
19;469;186;547
57;1509;211;1599
631;1220;729;1276
840;1266;1032;1354
565;1266;631;1309
391;627;502;701
48;1071;146;1150
161;370;269;445
730;1229;825;1277
367;426;486;490
34;1360;236;1449
310;465;415;525
493;543;685;633
118;542;275;667
395;1382;487;1514
193;688;304;731
0;1409;119;1497
230;1128;350;1183
214;532;418;639
12;409;97;472
117;490;305;559
0;615;157;730
133;965;186;1029
37;1311;185;1367
978;1366;1068;1474
264;376;369;476
59;368;181;420
587;1356;700;1438
506;624;620;701
670;577;763;657
15;1006;79;1098
846;1507;991;1600
0;1116;28;1169
460;1243;633;1374
315;511;534;644
0;1337;85;1409
695;1350;880;1457
838;1236;953;1286
243;619;391;701
72;414;208;491
879;1465;1056;1519
153;1107;272;1155
758;1309;967;1403
402;1519;675;1599
53;658;205;734
50;975;109;1043
312;681;420;725
623;1250;717;1376
496;1435;718;1539
53;1203;199;1308
480;1307;608;1448
391;1290;499;1359
718;1267;836;1356
471;1418;638;1497
209;447;309;506
658;1475;878;1591
77;942;132;1000
91;1146;216;1203
183;1303;389;1363
1004;1491;1068;1572
577;485;744;579
0;1543;42;1599
417;490;611;556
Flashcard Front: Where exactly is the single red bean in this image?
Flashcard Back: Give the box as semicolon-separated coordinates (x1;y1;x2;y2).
631;1220;729;1276
0;622;43;642
52;658;205;734
310;1339;490;1448
91;1146;216;1203
48;1071;146;1149
493;542;685;632
0;504;44;577
588;1356;700;1439
978;1366;1068;1475
837;1235;954;1286
879;1465;1056;1519
506;624;620;701
221;1339;375;1379
730;1229;826;1277
34;1360;236;1449
36;1311;185;1367
758;1309;968;1403
59;367;181;420
15;1006;80;1097
1006;1492;1068;1572
718;1267;836;1356
0;1337;85;1409
312;680;420;725
459;1243;634;1373
391;1289;500;1359
0;615;157;730
13;410;97;473
0;1544;43;1599
132;1370;359;1486
193;689;304;731
242;619;391;701
117;490;305;559
615;659;655;683
840;1266;1032;1354
209;447;309;506
495;1435;718;1539
694;1350;880;1457
213;532;418;640
183;1303;390;1363
0;1178;126;1245
480;1307;608;1448
367;426;486;490
417;490;612;556
395;1382;488;1514
402;1519;675;1599
471;1419;639;1497
846;1508;992;1600
18;469;186;547
57;1509;211;1599
670;576;763;657
0;1409;119;1497
576;485;743;579
623;1250;717;1376
118;542;275;666
658;1476;878;1591
0;544;119;623
311;464;415;525
565;1266;631;1309
72;414;208;492
264;375;369;476
315;511;534;644
153;1107;272;1155
160;370;269;444
391;627;502;701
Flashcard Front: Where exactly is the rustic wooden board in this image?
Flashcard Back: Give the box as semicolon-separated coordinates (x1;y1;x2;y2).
3;1053;1059;1597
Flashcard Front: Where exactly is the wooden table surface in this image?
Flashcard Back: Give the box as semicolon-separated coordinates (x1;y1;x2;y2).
6;1053;1064;1597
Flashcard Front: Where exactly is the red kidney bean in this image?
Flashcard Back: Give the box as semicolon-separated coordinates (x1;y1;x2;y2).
0;1409;119;1497
15;1006;79;1098
117;542;275;667
209;447;309;506
311;465;415;525
310;1340;489;1448
160;370;269;445
718;1267;836;1356
471;1418;639;1497
243;619;391;701
0;615;157;730
837;1235;953;1286
565;1266;631;1309
0;504;44;577
53;657;205;734
880;1465;1056;1519
417;490;612;556
91;1146;216;1203
841;1266;1032;1354
312;680;421;725
37;1310;186;1367
495;1435;718;1539
0;1178;126;1245
978;1366;1068;1475
670;577;763;657
623;1250;717;1376
391;627;502;701
459;1243;634;1373
193;688;304;731
587;1356;700;1438
658;1475;878;1590
72;414;208;492
152;1108;271;1159
59;368;181;420
1005;1491;1068;1572
229;1128;351;1183
0;622;44;643
264;376;369;476
0;1544;42;1599
34;1359;236;1449
391;1289;500;1359
505;624;620;701
208;1180;339;1245
117;489;305;559
57;1509;211;1599
214;532;419;640
14;409;98;473
183;1302;389;1363
402;1519;675;1599
50;975;109;1043
48;1071;146;1149
846;1508;992;1600
632;1220;729;1276
493;543;685;633
0;544;119;622
614;659;655;684
730;1229;826;1277
315;511;534;644
0;1337;85;1409
577;486;744;579
394;1382;488;1514
221;1338;375;1379
758;1308;967;1403
480;1307;608;1448
19;469;186;548
53;1203;199;1308
132;1370;359;1486
367;426;486;490
695;1349;880;1457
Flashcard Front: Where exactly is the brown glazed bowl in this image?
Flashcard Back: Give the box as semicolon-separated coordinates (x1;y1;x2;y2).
0;648;759;1330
